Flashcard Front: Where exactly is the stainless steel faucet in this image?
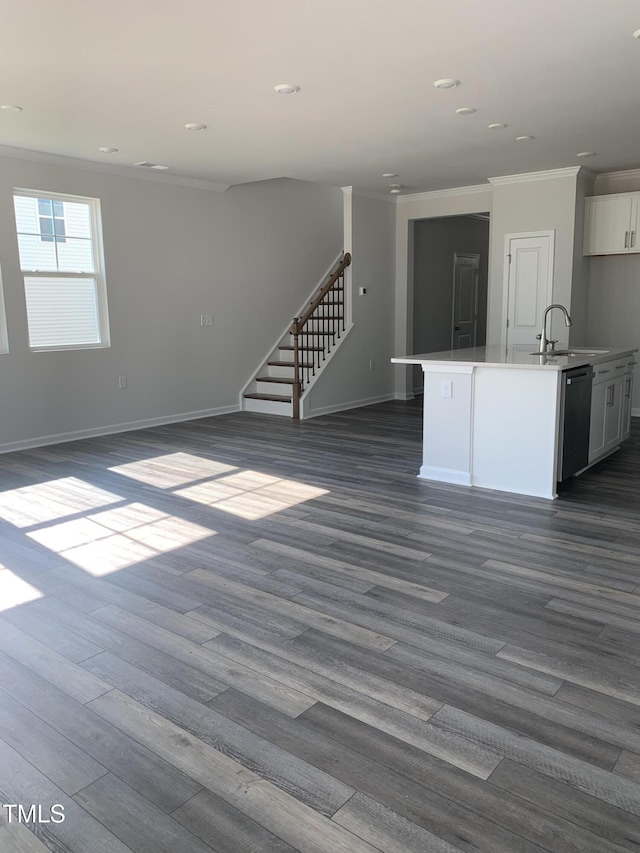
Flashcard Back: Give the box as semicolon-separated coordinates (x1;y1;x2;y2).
538;304;572;353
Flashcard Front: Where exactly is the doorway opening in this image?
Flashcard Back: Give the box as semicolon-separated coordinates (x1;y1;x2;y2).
412;213;490;394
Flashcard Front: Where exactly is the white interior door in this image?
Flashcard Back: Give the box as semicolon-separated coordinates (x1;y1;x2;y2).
452;253;479;349
503;231;554;348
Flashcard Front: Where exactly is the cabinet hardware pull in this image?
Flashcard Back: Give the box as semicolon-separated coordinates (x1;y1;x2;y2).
616;365;625;369
632;231;637;248
598;369;610;374
625;231;629;248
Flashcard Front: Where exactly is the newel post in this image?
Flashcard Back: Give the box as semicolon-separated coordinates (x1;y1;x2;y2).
290;318;302;420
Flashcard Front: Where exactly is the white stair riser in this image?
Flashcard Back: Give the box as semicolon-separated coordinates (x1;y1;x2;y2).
243;397;293;417
303;319;345;332
314;305;344;318
257;381;294;395
268;365;297;379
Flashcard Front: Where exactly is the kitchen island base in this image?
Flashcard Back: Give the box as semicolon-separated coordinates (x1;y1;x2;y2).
392;345;637;501
418;364;561;499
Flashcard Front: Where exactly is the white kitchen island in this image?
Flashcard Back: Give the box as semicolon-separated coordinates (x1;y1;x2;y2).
392;345;637;499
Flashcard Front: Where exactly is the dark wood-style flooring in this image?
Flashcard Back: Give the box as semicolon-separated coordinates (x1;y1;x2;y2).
1;399;640;852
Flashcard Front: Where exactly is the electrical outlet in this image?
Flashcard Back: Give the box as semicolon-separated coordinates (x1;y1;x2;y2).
359;287;367;296
369;360;375;371
118;376;127;389
200;314;213;326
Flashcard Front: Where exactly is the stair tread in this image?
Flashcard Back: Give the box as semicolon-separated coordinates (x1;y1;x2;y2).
268;360;312;368
257;376;295;384
292;331;337;336
244;392;292;403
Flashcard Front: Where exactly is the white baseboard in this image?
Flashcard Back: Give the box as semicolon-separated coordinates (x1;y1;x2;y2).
419;465;472;486
0;404;241;455
394;391;415;401
304;392;396;419
632;408;640;418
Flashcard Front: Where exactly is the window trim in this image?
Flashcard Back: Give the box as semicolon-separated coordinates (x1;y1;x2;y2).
0;264;8;355
13;188;110;352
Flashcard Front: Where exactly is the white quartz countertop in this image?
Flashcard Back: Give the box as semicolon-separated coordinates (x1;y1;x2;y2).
391;345;638;371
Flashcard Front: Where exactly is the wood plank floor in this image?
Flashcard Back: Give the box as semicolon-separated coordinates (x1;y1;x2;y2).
1;398;640;852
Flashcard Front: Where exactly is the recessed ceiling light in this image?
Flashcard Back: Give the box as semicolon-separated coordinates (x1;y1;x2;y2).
134;161;169;170
576;151;595;158
515;135;534;142
0;104;22;112
488;123;507;130
382;172;397;178
185;123;207;131
633;28;640;39
433;78;459;89
274;84;300;95
98;146;118;154
456;107;476;115
389;184;403;194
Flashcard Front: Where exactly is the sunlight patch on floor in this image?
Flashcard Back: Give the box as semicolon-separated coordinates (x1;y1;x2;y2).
0;569;43;612
0;478;122;527
176;472;328;520
26;502;215;576
108;453;237;488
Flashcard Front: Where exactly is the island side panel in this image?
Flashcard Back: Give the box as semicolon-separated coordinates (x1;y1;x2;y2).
420;365;474;486
471;366;561;499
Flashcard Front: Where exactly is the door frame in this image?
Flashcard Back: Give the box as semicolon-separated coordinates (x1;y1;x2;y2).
501;230;555;347
451;252;480;349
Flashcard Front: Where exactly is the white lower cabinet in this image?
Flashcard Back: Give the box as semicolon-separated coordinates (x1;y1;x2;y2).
589;356;635;464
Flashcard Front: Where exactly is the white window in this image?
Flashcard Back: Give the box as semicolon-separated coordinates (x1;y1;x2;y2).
13;190;110;351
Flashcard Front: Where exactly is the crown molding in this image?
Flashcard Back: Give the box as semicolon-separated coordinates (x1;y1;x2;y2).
397;183;491;203
593;167;640;186
341;186;397;203
0;144;230;192
488;166;582;185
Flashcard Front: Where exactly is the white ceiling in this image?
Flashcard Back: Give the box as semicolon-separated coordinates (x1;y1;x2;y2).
2;0;640;194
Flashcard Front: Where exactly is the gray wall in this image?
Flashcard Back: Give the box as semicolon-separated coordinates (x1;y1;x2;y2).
393;187;494;399
412;214;489;357
487;173;581;346
0;154;343;449
306;191;396;415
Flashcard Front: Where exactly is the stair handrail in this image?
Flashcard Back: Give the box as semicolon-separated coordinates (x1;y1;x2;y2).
290;252;351;419
291;252;352;333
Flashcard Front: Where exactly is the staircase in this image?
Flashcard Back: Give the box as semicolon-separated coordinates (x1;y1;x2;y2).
242;253;352;418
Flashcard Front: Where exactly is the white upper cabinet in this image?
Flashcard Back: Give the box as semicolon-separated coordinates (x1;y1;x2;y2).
584;193;640;255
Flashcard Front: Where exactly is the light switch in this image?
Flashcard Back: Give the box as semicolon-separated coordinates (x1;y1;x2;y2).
201;314;213;326
441;380;452;398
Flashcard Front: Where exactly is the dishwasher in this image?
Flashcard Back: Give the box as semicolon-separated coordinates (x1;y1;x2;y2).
557;365;595;481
